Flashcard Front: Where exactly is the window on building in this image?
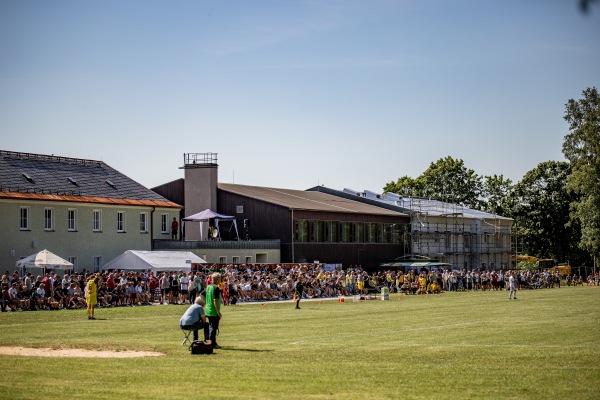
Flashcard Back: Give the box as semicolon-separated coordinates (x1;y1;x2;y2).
232;256;240;264
67;209;77;231
93;256;102;272
68;257;77;270
356;222;364;243
93;210;102;232
44;208;54;231
245;256;252;263
20;207;29;230
140;212;148;233
236;205;244;213
117;211;125;232
219;256;227;263
161;214;168;233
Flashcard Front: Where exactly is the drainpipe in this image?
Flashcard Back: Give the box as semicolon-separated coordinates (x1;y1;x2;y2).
291;209;294;263
150;207;155;250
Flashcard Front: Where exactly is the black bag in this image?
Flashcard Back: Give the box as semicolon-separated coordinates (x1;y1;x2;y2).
190;340;213;355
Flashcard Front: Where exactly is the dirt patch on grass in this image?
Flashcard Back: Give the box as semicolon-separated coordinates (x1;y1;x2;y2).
0;346;164;358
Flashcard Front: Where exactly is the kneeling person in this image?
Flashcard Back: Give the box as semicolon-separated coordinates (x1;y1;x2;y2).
180;296;209;342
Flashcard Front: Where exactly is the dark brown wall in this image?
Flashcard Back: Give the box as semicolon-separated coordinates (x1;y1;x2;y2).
152;179;185;209
218;189;407;269
217;190;292;242
293;210;408;224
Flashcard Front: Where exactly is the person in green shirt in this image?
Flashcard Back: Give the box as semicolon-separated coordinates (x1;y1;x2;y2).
203;272;223;349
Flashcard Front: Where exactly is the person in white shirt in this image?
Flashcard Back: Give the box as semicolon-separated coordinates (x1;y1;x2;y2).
508;272;518;300
179;273;189;304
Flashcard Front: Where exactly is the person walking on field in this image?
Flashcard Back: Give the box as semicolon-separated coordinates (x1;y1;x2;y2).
86;274;100;319
294;275;305;309
508;271;518;300
203;272;223;349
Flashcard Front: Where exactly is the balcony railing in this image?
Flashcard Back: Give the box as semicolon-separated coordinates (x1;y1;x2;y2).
153;239;280;250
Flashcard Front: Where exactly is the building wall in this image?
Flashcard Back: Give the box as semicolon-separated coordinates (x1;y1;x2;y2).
190;248;280;264
217;190;292;242
410;215;513;270
0;199;179;272
217;190;408;269
184;165;218;240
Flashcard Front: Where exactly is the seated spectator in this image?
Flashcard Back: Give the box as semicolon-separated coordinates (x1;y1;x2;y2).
7;282;21;311
179;296;209;342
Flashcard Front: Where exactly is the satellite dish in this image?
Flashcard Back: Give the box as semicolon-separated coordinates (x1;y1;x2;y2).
212;228;219;238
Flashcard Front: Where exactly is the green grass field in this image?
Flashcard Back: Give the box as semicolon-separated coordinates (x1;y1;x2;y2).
1;285;599;400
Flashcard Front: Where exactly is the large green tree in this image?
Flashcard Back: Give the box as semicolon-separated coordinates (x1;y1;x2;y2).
562;87;600;261
512;161;584;264
384;156;482;209
481;174;514;217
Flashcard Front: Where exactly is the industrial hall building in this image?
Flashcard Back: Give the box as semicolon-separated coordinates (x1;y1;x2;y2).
152;153;410;269
307;186;514;271
0;150;181;272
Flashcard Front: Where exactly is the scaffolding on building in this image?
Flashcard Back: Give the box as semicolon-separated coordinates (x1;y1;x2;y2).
384;193;512;271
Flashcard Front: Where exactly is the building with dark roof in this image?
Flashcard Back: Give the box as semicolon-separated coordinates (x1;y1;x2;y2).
153;153;410;268
0;150;181;272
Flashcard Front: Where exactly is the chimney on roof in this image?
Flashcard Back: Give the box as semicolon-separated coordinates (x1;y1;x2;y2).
182;153;218;241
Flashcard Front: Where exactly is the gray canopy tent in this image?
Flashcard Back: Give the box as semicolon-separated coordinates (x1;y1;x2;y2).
182;209;240;241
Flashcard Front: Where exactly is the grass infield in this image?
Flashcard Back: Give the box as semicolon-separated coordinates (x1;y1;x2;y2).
1;285;599;399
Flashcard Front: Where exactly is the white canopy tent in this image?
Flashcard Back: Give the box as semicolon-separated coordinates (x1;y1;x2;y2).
16;249;74;276
103;250;206;273
182;209;240;241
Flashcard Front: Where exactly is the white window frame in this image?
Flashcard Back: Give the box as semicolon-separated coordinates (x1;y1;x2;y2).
67;208;77;231
20;206;30;230
236;205;244;214
117;211;126;233
245;256;252;264
44;208;54;231
93;210;102;232
161;214;168;233
140;212;148;233
67;256;77;270
232;256;240;264
219;256;227;263
93;256;102;272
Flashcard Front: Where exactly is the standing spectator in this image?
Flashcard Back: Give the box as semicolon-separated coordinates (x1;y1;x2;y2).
170;272;179;304
179;272;189;304
86;274;99;319
42;274;52;297
294;275;305;309
160;272;170;304
508;271;518;300
203;272;223;349
171;217;179;240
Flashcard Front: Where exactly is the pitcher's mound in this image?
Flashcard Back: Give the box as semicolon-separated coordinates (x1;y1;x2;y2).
0;346;164;358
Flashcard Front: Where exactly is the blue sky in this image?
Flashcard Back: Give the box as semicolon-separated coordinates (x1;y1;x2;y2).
1;0;598;193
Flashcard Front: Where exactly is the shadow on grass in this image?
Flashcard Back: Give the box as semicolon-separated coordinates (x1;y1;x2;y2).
221;347;274;353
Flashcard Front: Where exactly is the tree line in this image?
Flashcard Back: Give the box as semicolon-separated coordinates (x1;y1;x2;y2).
383;87;599;269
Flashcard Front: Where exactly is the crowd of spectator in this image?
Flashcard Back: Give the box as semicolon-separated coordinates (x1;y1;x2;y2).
1;264;598;312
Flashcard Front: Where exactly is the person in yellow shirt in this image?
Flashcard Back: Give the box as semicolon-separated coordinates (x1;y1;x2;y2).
86;274;100;320
417;274;427;294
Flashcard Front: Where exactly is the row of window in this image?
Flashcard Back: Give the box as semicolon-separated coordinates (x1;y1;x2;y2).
19;207;173;234
293;220;406;244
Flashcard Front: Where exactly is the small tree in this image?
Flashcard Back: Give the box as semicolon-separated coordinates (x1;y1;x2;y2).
517;261;538;273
